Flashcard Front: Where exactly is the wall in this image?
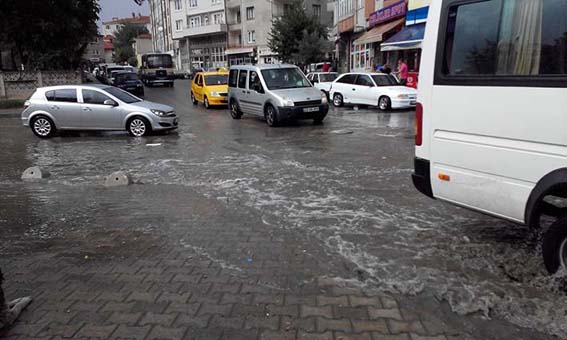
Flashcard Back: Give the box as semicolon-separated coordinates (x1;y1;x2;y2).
0;71;82;100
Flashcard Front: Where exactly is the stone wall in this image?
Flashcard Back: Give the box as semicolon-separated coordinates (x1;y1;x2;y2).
0;71;82;100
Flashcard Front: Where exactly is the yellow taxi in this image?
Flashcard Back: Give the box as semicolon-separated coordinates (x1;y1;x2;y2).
190;71;229;109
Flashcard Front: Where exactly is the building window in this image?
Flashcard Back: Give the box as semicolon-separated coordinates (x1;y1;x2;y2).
174;0;182;10
247;30;255;43
106;25;110;30
236;10;241;23
213;13;224;24
189;0;198;7
312;4;321;17
189;16;201;27
246;6;254;20
204;15;209;25
175;19;183;31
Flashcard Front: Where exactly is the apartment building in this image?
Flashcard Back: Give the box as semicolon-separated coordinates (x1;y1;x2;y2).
171;0;228;70
148;0;176;57
102;14;152;37
225;0;333;65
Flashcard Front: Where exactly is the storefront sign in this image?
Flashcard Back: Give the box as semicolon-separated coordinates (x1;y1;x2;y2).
369;0;406;27
406;0;429;25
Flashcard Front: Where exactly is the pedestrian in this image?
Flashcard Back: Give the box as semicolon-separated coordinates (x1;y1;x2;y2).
382;64;392;74
396;59;408;85
322;62;330;72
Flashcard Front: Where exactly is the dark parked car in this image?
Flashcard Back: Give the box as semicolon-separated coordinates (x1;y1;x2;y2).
113;71;144;96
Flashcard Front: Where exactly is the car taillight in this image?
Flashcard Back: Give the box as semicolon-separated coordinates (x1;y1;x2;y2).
23;101;31;109
415;102;423;146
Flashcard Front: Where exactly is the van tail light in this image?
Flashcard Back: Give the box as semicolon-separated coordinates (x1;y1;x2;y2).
415;102;423;146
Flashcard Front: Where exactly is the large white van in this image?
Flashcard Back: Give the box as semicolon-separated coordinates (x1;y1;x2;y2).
413;0;567;273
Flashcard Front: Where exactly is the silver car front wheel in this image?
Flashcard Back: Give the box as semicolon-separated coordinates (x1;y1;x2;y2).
128;118;149;137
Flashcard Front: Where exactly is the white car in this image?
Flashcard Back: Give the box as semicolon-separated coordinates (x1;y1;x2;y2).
329;73;417;110
307;72;339;97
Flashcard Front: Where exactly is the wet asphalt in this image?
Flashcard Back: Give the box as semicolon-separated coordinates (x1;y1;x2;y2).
1;79;565;339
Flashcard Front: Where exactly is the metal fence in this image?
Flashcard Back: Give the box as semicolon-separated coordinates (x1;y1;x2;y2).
0;71;82;100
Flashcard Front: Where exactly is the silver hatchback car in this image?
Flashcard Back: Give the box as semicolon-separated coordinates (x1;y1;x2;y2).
22;85;178;138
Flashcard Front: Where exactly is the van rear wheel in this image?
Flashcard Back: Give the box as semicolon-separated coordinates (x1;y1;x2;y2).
543;217;567;274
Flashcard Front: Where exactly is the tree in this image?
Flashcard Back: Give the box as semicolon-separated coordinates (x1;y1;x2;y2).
113;23;149;64
0;0;100;70
268;0;330;64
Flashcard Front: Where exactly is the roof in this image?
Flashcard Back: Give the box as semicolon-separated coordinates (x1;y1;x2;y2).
103;15;150;25
38;84;110;91
353;18;405;45
196;71;229;76
229;64;299;70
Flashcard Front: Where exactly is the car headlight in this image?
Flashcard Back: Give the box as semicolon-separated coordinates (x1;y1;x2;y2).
210;92;220;97
321;92;328;104
281;97;294;107
151;109;165;116
397;94;410;99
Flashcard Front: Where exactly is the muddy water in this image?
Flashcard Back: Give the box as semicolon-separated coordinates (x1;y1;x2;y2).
1;101;565;338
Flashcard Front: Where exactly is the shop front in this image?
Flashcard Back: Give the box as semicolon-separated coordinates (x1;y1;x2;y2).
355;0;407;72
226;47;255;66
380;0;429;88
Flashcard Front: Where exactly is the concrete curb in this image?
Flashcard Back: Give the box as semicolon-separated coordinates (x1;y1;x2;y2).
0;109;20;118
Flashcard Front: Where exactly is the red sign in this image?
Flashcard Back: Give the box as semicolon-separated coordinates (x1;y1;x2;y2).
369;0;406;27
406;71;418;89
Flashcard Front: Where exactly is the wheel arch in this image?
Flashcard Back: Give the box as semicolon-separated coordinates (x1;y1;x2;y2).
29;111;57;127
525;167;567;229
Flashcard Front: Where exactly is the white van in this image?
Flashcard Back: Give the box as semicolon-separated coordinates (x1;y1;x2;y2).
413;0;567;273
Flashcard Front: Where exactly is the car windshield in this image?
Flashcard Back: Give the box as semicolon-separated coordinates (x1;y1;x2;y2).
204;74;228;85
147;55;173;68
116;73;139;82
372;74;399;86
319;73;338;82
261;68;311;90
103;87;141;103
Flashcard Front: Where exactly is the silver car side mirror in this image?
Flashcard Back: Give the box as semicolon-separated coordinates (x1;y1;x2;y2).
104;99;117;106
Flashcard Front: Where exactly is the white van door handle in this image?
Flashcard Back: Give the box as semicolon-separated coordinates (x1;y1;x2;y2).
352;88;356;91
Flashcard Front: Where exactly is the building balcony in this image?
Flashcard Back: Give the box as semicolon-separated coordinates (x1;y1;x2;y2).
227;22;242;31
172;23;227;39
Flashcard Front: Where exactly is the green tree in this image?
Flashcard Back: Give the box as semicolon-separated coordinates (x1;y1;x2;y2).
268;0;330;64
0;0;100;70
113;23;149;64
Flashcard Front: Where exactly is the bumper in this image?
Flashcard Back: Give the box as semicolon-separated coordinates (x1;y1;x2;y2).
151;116;179;130
145;75;175;83
391;99;417;109
412;157;434;198
276;104;329;121
22;116;29;127
208;96;229;105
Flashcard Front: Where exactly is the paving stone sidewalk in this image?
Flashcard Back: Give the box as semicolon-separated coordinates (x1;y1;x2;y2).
0;184;461;340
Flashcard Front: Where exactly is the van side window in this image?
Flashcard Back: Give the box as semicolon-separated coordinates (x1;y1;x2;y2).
443;0;567;76
336;74;356;84
238;70;248;89
228;69;238;87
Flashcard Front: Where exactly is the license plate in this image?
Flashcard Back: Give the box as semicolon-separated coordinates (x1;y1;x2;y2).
303;107;319;113
410;100;416;105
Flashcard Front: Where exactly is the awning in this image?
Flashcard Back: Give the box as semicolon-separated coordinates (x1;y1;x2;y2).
225;47;254;55
381;23;426;51
353;18;405;45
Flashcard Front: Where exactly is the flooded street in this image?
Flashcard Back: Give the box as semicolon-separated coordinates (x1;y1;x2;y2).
1;80;565;339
